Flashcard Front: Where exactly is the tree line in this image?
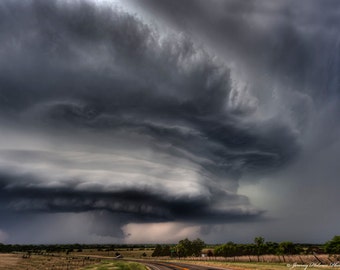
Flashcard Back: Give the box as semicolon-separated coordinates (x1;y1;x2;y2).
0;243;152;254
1;235;339;256
213;236;340;258
151;236;340;258
152;238;205;258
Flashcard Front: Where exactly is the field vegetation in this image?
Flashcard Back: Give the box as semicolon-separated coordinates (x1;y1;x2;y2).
83;261;146;270
0;236;339;269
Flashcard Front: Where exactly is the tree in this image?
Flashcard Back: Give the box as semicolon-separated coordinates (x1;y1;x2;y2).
214;242;237;258
152;245;162;257
254;237;265;262
176;238;205;258
161;245;171;256
278;242;299;255
325;236;340;254
191;238;205;257
265;242;279;255
176;238;192;258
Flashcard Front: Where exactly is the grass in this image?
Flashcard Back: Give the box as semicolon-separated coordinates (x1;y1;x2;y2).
167;259;288;270
1;251;339;270
83;261;147;270
0;253;147;270
190;261;289;270
72;248;154;259
0;253;102;270
170;259;339;270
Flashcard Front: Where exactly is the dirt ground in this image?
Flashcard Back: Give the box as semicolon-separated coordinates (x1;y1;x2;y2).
0;254;20;268
0;248;152;270
1;252;339;270
0;253;101;270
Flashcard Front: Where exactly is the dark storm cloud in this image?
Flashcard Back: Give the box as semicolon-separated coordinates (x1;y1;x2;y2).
129;0;340;100
0;170;262;223
121;0;340;244
0;0;300;239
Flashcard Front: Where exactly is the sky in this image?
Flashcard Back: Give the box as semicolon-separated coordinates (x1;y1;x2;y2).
0;0;339;244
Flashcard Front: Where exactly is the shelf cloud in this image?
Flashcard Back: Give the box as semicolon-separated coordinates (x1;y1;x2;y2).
0;0;339;244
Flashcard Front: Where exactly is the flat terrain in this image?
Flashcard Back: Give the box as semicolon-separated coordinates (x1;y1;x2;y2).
1;251;339;270
0;253;102;270
160;259;340;270
83;261;147;270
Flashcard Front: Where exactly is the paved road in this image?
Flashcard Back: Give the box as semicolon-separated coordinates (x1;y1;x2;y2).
139;260;230;270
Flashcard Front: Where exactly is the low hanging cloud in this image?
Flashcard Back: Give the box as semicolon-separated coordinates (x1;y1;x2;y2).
0;0;306;242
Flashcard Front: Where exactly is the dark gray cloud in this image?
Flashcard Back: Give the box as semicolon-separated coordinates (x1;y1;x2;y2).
0;0;339;243
0;169;261;223
129;0;340;104
128;0;340;243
